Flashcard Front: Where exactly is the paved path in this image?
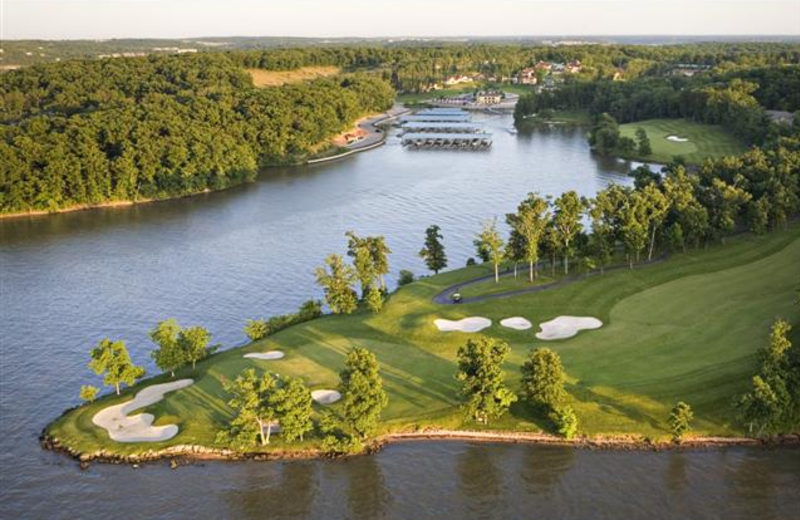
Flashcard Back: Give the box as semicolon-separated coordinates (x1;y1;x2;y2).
432;256;668;305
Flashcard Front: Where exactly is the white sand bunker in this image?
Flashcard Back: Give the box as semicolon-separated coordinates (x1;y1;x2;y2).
311;389;342;405
434;317;492;332
92;379;194;443
244;350;285;360
500;317;533;330
666;135;689;142
536;316;603;340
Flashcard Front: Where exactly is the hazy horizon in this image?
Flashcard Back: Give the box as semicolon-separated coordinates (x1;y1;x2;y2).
3;0;799;41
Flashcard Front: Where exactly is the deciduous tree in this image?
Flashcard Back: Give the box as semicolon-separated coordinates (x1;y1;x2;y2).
456;338;517;424
339;347;388;439
89;338;145;395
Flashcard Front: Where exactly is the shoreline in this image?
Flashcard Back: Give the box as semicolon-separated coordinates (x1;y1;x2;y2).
40;428;800;467
0;107;410;221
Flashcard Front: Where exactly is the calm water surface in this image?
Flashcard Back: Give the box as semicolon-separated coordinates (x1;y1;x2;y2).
1;114;797;518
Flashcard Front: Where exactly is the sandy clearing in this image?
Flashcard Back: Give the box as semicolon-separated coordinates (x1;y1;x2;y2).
244;351;285;360
434;317;492;332
92;379;194;443
536;316;603;340
247;66;341;87
500;317;533;330
311;389;342;405
666;135;689;142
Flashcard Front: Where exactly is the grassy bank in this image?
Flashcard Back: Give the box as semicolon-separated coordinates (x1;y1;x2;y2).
619;118;747;164
46;226;800;457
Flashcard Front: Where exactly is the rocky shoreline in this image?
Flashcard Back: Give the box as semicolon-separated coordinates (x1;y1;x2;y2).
40;427;800;468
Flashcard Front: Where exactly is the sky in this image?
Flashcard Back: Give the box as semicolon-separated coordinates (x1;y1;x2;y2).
3;0;800;40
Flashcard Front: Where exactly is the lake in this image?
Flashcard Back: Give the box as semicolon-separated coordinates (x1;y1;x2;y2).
1;113;796;519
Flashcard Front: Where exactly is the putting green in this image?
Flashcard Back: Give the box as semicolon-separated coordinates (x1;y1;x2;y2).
47;226;800;455
619;118;747;164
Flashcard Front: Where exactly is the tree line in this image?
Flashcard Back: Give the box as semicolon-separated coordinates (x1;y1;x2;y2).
1;54;394;214
515;69;800;145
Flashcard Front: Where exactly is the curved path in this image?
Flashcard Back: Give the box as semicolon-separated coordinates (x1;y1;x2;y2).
433;256;667;305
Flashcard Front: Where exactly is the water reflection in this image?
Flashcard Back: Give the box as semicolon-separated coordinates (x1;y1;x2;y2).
665;452;688;493
521;444;575;495
346;455;392;519
223;462;318;520
457;443;505;516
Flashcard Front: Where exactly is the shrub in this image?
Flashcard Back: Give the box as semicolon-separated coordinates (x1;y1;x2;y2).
397;269;415;286
79;385;99;403
245;300;325;342
550;405;579;440
668;401;693;442
244;319;270;341
466;257;477;266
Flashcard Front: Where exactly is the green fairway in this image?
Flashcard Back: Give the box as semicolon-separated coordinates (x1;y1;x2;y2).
619;118;747;164
47;226;800;455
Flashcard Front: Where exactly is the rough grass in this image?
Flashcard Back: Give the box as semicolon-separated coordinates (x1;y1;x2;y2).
247;66;341;87
619;118;747;164
47;226;800;455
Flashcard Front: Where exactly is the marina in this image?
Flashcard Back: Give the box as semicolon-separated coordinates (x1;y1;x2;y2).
401;108;492;149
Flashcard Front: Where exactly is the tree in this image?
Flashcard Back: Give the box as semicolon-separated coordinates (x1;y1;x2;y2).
178;325;213;370
456;338;518;424
365;286;384;313
512;193;550;281
315;254;358;314
80;385;99;403
270;376;313;443
668;401;693;442
339;347;388;439
346;231;377;297
368;236;392;291
520;348;567;411
475;218;505;283
641;183;671;260
244;319;269;341
736;319;797;435
588;113;620;154
621;190;650;267
419;225;447;274
552;191;585;274
221;368;279;447
88;338;145;395
635;127;652;156
149;318;186;377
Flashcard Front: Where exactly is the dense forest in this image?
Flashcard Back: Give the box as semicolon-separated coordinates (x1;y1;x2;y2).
514;66;800;145
0;54;394;213
4;42;800;214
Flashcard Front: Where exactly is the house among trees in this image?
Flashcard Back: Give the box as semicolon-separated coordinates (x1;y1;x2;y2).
669;63;711;77
517;67;538;85
443;74;472;86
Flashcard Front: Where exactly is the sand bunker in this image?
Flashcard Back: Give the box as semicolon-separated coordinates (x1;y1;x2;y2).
666;135;689;142
434;317;492;332
92;379;194;443
244;351;285;360
500;317;533;330
311;389;342;405
536;316;603;340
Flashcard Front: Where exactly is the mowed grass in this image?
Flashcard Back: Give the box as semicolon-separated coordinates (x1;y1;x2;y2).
47;226;800;455
619;118;747;164
247;66;341;87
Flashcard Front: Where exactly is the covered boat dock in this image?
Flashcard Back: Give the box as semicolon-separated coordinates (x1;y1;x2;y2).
401;132;493;149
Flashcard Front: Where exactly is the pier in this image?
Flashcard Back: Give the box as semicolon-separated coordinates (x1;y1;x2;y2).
401;132;493;149
401;108;492;149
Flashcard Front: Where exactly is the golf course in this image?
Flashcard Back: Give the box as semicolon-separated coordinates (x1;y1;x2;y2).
45;224;800;458
619;118;747;164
